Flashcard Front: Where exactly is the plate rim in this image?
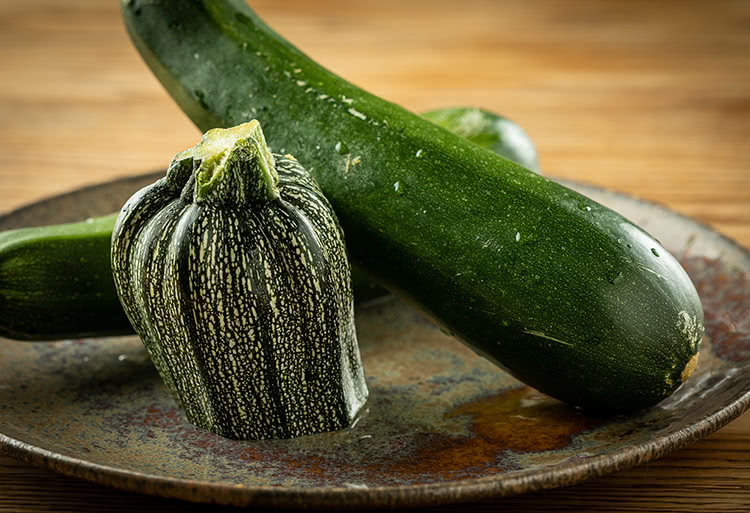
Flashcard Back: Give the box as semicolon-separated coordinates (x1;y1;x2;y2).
1;388;748;509
1;173;749;509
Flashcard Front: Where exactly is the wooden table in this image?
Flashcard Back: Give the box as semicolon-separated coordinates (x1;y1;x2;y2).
1;0;749;511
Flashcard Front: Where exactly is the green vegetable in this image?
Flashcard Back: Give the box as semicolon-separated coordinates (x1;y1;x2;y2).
111;121;368;439
0;106;534;340
122;0;704;412
422;107;539;173
0;214;130;340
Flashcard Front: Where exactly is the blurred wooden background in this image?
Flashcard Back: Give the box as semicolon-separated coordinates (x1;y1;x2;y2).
0;0;749;511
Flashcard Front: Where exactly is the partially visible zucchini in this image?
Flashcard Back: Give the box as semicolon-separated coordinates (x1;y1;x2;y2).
0;106;535;340
122;0;703;412
0;214;130;340
422;107;540;173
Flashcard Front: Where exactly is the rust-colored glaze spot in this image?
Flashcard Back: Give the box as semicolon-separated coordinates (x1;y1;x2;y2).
447;387;604;452
379;431;506;480
684;256;750;362
277;454;327;480
237;447;263;463
381;387;605;480
681;352;699;382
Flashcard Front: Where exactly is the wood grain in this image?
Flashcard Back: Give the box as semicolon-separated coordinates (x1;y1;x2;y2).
0;0;749;511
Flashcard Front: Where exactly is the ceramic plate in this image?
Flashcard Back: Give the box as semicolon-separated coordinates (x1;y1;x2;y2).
1;173;749;509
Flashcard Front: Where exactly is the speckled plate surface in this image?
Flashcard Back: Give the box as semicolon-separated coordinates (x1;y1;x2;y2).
1;173;749;509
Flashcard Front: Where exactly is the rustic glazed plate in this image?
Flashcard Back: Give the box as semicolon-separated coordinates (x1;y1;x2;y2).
0;174;749;509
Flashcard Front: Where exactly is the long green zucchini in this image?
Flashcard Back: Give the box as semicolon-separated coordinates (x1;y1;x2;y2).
0;106;535;340
122;0;704;412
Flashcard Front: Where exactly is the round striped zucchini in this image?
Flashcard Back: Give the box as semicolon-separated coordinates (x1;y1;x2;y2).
111;121;368;439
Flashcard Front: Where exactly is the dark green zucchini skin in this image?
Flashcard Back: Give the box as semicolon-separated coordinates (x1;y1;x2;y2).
354;106;541;302
122;0;704;412
0;214;131;340
111;122;368;439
